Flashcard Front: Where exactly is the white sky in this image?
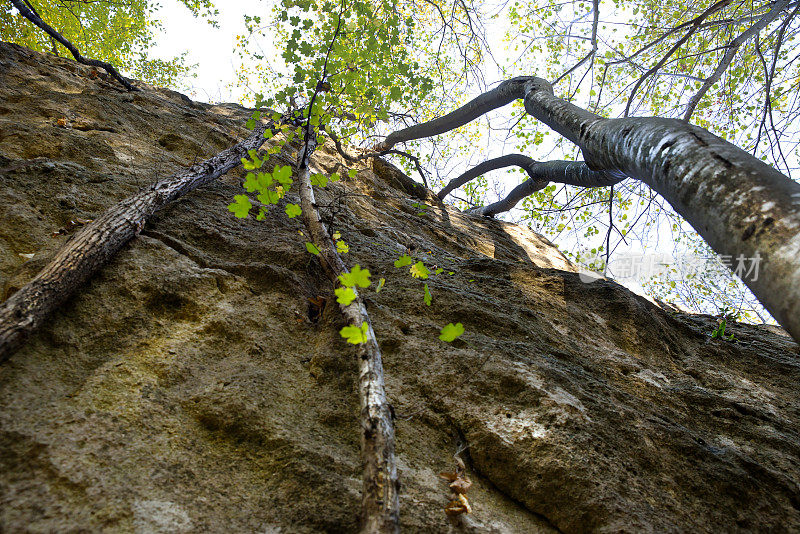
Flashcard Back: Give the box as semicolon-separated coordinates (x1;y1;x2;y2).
151;1;269;103
145;1;774;321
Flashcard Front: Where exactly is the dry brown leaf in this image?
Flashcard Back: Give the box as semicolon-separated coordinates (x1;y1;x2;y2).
438;471;458;482
449;476;472;494
455;457;466;472
444;494;472;516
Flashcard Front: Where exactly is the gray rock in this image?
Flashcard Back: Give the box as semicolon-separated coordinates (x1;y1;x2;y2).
1;41;799;533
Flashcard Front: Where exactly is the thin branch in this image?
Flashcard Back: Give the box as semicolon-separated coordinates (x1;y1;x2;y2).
553;0;599;86
297;8;400;532
683;0;792;121
9;0;137;91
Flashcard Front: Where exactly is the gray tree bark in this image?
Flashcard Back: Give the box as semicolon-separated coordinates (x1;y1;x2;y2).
381;77;800;342
437;155;624;217
296;140;400;534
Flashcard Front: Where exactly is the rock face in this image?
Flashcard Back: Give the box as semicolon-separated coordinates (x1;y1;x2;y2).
1;41;799;533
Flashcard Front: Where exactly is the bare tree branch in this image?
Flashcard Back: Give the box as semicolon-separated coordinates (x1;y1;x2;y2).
296;138;400;534
553;0;599;86
298;12;400;532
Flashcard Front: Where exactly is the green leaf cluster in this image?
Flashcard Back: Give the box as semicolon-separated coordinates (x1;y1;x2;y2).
0;0;218;87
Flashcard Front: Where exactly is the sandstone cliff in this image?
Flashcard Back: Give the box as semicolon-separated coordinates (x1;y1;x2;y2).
1;41;799;532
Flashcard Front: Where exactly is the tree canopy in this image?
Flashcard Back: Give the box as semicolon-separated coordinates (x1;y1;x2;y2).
221;0;798;323
0;0;218;86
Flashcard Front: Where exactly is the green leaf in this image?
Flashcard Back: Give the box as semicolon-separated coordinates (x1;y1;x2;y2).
285;203;302;218
394;254;413;268
305;242;320;255
435;268;444;275
338;264;371;288
258;189;280;205
439;322;464;342
243;172;260;192
410;261;430;279
335;286;357;305
376;278;386;293
336;240;349;253
274;165;293;185
340;323;369;344
245;118;256;130
310;173;329;187
348;169;358;178
423;283;432;306
228;195;252;218
333;231;342;240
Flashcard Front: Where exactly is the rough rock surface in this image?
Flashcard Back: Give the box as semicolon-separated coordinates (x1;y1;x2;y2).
1;42;800;533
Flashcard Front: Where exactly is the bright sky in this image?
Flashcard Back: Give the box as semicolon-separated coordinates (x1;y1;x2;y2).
151;1;269;103
146;1;775;322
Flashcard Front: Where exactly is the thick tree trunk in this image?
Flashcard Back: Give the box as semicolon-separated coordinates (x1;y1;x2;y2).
296;142;401;534
381;76;800;341
0;122;272;363
522;79;800;341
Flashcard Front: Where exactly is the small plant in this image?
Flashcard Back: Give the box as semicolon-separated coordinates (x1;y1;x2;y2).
711;307;737;341
411;201;428;216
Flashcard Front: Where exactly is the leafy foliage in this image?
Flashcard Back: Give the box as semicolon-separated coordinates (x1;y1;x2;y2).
423;283;432;306
335;286;357;305
409;261;430;279
305;241;321;255
285;203;302;218
228;195;252;218
394;254;413;268
1;0;218;86
338;264;371;288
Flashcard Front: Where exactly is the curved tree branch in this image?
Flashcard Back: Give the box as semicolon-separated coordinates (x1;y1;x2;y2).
438;154;536;199
454;158;624;217
374;76;538;151
9;0;137;91
437;154;626;204
378;76;800;341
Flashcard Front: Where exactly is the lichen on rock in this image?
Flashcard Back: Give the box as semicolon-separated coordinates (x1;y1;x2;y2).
1;42;799;532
